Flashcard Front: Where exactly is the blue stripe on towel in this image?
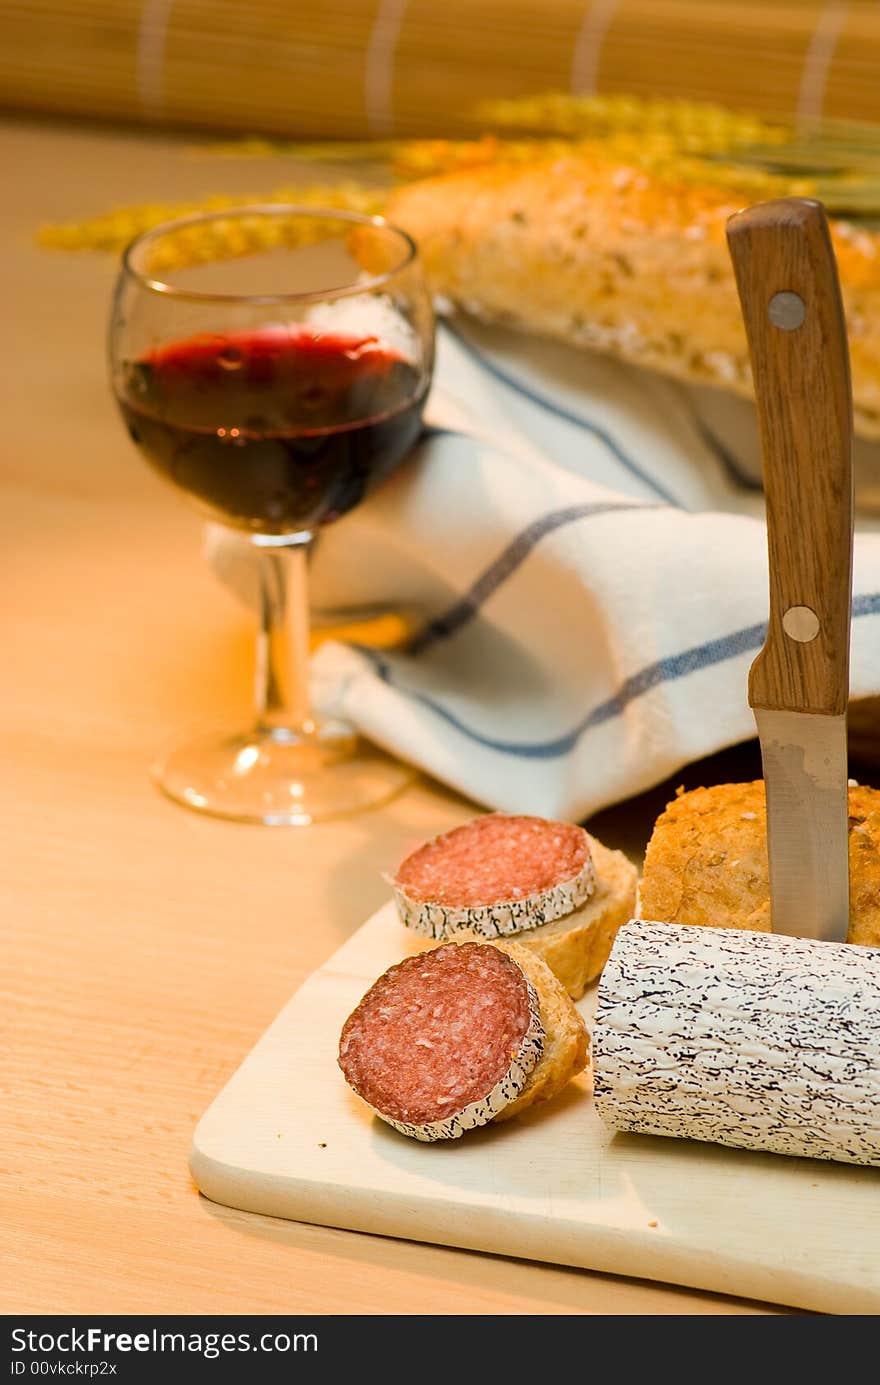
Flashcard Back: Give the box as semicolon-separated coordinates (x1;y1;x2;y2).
444;323;683;507
354;623;765;758
354;591;880;759
408;499;660;654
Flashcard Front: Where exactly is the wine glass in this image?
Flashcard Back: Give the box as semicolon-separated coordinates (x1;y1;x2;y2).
108;206;435;824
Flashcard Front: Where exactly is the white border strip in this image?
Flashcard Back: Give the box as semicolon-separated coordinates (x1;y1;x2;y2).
137;0;175;120
797;0;849;123
571;0;620;95
365;0;410;137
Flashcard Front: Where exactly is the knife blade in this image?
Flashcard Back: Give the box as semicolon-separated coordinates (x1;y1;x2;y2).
727;198;853;942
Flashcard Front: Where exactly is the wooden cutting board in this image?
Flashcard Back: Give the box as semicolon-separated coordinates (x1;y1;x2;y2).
190;903;880;1314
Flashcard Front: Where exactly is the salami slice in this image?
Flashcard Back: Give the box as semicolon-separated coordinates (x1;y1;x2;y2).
338;941;545;1141
392;814;596;940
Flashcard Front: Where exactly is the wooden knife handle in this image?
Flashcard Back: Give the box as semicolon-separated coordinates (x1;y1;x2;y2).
727;198;853;716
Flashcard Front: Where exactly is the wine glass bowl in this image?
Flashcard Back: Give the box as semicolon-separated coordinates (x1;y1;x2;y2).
109;207;435;824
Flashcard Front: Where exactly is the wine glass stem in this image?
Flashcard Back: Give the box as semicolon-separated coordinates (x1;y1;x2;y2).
252;533;315;737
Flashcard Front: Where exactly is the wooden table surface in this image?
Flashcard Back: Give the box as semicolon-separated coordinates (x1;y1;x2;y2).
1;117;783;1316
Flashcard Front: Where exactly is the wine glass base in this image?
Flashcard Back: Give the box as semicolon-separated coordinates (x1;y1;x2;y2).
152;724;417;825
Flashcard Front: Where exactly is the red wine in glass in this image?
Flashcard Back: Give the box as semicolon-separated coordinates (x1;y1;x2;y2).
108;204;434;825
118;326;428;533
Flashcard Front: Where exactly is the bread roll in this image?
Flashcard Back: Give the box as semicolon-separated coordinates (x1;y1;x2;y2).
639;780;880;946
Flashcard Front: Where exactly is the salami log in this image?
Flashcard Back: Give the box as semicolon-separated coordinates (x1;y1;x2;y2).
392;814;596;940
593;920;880;1167
338;941;545;1141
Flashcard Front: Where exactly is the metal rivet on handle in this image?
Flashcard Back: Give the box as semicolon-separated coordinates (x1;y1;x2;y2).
768;291;806;330
783;605;820;641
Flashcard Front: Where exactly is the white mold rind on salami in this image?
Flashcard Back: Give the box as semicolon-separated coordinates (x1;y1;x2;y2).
593;920;880;1167
392;816;597;940
380;977;545;1142
393;864;596;939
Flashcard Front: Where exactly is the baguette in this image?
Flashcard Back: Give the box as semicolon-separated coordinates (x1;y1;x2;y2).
639;780;880;946
388;154;880;440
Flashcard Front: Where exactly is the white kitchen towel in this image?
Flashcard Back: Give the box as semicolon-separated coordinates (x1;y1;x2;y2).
210;318;880;822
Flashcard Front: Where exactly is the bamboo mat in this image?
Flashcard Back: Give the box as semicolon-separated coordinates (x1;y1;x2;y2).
1;1;879;140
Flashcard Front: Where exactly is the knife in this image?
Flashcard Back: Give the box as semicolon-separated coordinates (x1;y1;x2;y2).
726;198;853;943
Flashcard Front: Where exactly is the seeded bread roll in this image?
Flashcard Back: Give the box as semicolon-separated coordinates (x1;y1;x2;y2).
639;781;880;947
388;155;880;440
